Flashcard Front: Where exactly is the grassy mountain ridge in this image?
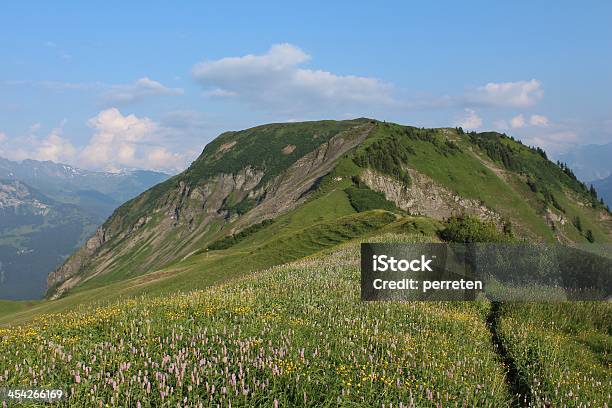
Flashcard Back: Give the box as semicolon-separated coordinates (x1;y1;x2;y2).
38;119;610;303
185;119;370;187
45;120;376;298
1;120;610;406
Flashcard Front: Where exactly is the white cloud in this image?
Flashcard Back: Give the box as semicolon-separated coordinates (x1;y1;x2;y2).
529;114;549;127
81;108;153;167
465;79;543;108
102;77;184;104
192;43;395;114
5;77;182;105
0;126;77;164
40;81;99;90
521;130;580;156
78;108;186;171
546;131;579;143
510;114;526;128
0;110;191;172
34;128;77;162
495;113;550;131
456;108;482;130
146;147;185;170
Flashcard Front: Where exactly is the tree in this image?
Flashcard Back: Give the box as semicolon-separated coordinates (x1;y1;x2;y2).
585;230;595;243
502;219;513;236
572;216;582;232
526;178;538;193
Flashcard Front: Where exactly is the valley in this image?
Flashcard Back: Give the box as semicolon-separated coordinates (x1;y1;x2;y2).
0;158;169;300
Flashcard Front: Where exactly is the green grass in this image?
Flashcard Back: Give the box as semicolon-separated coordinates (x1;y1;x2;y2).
0;299;40;319
146;210;397;296
232;188;357;250
497;302;611;406
2;120;610;407
0;236;512;407
439;215;513;243
0;210;396;326
207;220;274;250
1;229;609;406
185;119;370;188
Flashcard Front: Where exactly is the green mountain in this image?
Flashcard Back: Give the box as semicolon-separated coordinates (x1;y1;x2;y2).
45;119;611;300
2;119;611;406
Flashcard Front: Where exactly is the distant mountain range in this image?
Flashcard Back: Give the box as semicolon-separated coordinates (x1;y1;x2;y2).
557;142;612;182
0;157;170;217
0;157;170;300
592;174;612;208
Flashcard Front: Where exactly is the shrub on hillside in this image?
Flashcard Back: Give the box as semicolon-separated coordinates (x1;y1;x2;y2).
345;186;398;213
439;215;513;243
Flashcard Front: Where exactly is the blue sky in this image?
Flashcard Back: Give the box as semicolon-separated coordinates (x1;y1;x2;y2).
1;1;611;172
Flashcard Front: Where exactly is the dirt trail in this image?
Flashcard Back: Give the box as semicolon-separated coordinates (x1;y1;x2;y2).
487;302;532;407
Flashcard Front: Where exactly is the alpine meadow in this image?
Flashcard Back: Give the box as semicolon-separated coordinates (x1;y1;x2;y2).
1;119;610;407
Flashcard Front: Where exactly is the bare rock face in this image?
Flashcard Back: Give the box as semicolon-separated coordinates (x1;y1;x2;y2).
545;208;566;226
360;168;501;223
240;123;375;227
86;228;107;250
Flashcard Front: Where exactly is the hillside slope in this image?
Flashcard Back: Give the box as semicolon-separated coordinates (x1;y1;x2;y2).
3;236;609;406
45;119;611;300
